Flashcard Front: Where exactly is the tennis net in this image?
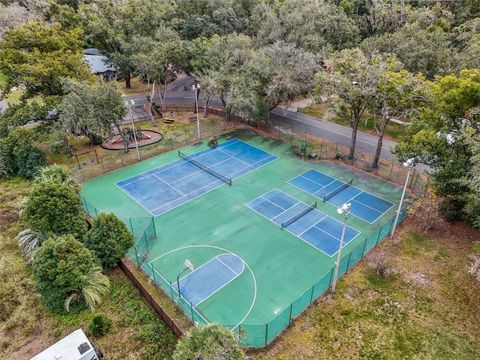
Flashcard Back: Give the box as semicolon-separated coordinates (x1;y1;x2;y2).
281;201;317;229
178;151;232;185
323;179;353;202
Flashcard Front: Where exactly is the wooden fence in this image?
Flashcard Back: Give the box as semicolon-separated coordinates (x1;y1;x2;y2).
119;258;186;338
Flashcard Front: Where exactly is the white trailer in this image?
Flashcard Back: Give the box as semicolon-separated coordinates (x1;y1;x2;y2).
31;329;102;360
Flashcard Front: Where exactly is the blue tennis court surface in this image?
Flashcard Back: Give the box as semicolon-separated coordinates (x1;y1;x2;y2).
116;139;277;216
288;169;394;223
175;253;244;306
246;189;360;256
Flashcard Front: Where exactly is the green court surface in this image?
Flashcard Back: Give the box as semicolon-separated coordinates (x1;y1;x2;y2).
81;130;404;347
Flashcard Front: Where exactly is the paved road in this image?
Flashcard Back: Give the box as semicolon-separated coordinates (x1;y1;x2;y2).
122;76;397;162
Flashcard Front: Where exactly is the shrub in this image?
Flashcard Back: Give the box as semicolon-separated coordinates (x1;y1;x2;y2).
87;314;112;337
409;189;447;232
438;197;465;222
83;213;134;272
23;182;87;239
0;128;45;179
35;164;79;190
15;144;46;179
173;324;244;360
32;235;110;313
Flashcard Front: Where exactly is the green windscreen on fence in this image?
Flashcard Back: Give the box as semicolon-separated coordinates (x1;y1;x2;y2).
79;132;409;349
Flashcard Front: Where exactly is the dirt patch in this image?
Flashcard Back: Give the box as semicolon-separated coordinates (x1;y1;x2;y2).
8;338;52;360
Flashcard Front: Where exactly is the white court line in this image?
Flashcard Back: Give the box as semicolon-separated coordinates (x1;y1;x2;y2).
349;191;384;213
149;245;256;331
217;256;245;276
290;168;396;224
175;254;244;307
118;139;278;217
246;189;362;258
216;147;251;167
153;174;186;196
149;178;225;213
116;138;240;186
297;214;328;237
291;169;336;188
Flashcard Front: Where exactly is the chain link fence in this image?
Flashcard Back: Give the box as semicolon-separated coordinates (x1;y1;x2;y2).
77;104;422;347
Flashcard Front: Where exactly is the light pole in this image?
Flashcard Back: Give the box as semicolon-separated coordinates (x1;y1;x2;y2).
126;100;140;160
391;158;416;237
192;83;201;141
331;202;352;292
176;259;194;300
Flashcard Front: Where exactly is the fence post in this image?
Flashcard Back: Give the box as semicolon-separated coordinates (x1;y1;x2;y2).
265;324;269;346
346;251;353;272
388;161;394;180
190;302;194;322
169;280;174;300
129;218;134;235
288;304;293;325
361;237;368;257
144;234;149;253
151;216;157;238
151;263;156;283
375;226;382;245
309;285;315;304
134;246;140;266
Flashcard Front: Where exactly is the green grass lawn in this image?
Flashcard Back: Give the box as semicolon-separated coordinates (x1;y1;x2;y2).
0;179;177;359
253;222;480;359
300;104;406;141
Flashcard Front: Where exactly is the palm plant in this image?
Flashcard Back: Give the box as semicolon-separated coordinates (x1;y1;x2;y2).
64;265;110;312
35;164;79;190
16;229;43;262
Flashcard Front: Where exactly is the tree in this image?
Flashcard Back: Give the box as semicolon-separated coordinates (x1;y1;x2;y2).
59;80;128;150
173;324;244;360
0;101;51;137
0;3;38;38
251;0;360;55
0;21;91;99
316;49;384;159
23;182;87;239
246;41;321;123
194;34;256;121
32;235;110;313
361;22;453;79
370;58;427;168
132;26;191;111
83;213;133;272
167;0;245;40
80;0;171;88
452;18;480;71
356;0;408;37
394;69;480;223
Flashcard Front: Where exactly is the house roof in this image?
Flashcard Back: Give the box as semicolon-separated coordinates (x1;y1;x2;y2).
83;54;116;74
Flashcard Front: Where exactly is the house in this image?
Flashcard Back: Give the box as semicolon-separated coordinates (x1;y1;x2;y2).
83;48;116;81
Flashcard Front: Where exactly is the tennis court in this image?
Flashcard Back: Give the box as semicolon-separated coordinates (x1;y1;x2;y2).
174;253;245;306
289;169;394;223
246;189;360;256
116;138;277;216
81;131;404;347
